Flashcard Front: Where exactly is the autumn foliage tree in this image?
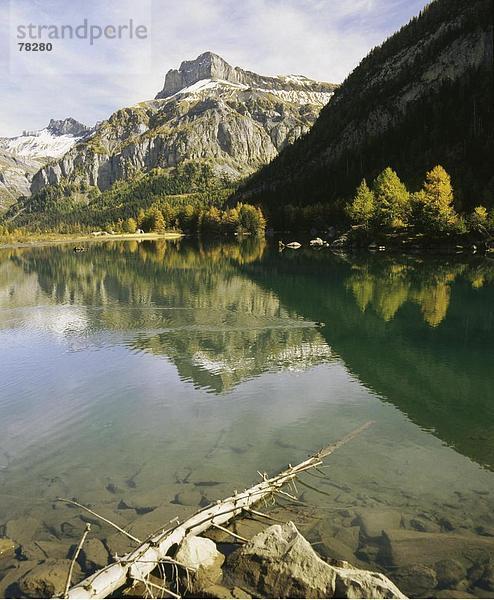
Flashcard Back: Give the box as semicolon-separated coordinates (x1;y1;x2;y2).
412;165;460;233
347;179;375;227
373;167;410;228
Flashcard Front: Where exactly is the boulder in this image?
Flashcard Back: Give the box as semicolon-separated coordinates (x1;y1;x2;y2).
228;522;404;598
18;559;82;598
0;537;15;558
175;535;224;593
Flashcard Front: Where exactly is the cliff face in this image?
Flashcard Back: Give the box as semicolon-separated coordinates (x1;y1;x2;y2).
30;53;336;195
239;0;494;212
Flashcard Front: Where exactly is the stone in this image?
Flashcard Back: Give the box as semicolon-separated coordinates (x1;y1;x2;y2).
0;537;15;558
228;522;404;598
18;559;82;598
78;538;109;571
4;516;40;545
435;558;466;588
175;535;224;593
392;564;438;598
356;509;402;540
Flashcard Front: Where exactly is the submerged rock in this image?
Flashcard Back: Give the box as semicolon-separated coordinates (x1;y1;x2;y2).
4;516;40;545
382;528;494;568
435;558;466;588
19;540;71;562
18;559;82;598
78;538;110;571
228;522;405;598
356;509;403;540
174;487;209;507
392;564;438;598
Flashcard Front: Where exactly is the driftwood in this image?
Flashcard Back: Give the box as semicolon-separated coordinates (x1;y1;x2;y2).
64;421;373;599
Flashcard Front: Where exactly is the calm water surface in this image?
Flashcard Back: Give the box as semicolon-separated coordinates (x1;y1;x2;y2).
1;239;494;597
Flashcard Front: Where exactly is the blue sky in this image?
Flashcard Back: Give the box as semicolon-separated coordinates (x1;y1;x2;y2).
0;0;430;137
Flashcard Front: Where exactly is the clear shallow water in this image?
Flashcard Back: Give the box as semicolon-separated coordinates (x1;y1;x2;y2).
1;239;494;597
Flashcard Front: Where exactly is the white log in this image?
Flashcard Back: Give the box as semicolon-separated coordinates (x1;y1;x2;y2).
66;421;373;599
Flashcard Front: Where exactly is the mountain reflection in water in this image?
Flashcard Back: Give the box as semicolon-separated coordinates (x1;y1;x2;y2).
0;239;494;598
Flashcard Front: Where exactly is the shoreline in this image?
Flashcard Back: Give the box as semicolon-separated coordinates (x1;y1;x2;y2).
0;231;184;250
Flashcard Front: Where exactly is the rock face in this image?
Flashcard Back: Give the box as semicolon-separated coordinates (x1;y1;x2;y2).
228;522;405;599
240;0;494;213
28;52;336;195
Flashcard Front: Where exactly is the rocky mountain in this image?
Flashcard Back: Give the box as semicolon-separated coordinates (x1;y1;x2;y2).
239;0;494;213
0;118;92;211
29;52;336;194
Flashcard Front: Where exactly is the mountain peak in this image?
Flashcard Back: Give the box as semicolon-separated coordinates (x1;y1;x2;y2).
47;117;91;137
155;52;337;99
156;52;237;98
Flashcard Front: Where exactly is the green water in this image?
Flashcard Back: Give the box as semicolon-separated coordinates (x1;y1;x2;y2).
1;239;494;597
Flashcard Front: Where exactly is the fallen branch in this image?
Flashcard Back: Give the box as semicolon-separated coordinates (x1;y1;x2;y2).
65;421;373;599
64;523;91;597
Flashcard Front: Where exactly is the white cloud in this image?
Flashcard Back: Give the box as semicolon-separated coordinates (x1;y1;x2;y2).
0;0;430;137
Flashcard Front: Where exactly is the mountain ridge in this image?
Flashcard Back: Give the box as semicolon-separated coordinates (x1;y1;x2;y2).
0;117;92;211
23;52;336;199
239;0;494;213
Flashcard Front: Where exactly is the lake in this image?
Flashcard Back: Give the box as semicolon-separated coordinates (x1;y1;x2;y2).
1;238;494;598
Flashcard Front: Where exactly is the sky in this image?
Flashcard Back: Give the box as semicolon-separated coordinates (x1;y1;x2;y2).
0;0;430;137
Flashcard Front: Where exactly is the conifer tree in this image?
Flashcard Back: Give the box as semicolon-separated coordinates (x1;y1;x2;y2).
373;167;410;228
413;165;459;233
347;179;375;227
